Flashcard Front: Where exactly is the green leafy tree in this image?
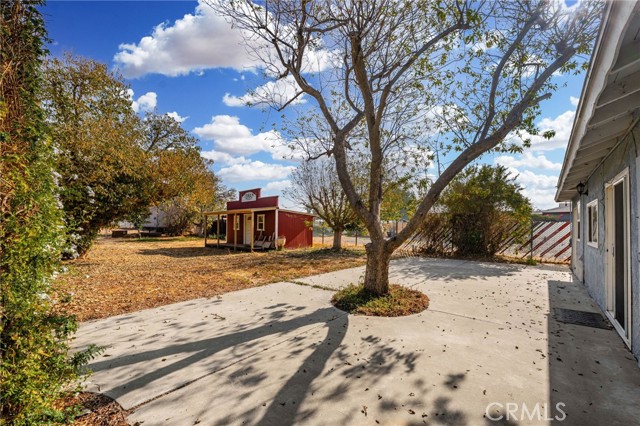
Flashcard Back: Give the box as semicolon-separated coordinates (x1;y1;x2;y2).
142;110;198;152
211;0;601;295
153;150;231;235
138;111;233;235
0;2;98;423
42;54;151;257
439;165;532;256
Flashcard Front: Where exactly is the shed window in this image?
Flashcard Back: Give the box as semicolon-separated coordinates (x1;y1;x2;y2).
587;200;598;246
257;214;265;231
575;201;581;241
233;215;240;231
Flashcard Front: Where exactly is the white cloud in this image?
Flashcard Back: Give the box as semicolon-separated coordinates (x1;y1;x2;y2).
505;166;559;209
264;179;291;194
511;109;575;151
193;115;281;155
114;0;336;78
166;111;187;123
200;150;249;166
127;89;157;113
193;115;302;160
114;1;253;78
569;96;580;107
495;151;562;171
223;77;305;108
218;160;295;183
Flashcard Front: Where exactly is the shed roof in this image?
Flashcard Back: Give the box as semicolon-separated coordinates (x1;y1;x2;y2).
203;207;316;217
556;1;640;201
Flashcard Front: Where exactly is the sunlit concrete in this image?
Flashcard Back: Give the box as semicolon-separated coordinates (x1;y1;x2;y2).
73;257;640;425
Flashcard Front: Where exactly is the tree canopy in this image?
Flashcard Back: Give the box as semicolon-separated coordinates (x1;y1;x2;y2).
42;54;230;253
210;0;601;295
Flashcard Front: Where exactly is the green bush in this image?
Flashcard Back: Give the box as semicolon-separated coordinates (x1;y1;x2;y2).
1;2;99;423
440;165;531;257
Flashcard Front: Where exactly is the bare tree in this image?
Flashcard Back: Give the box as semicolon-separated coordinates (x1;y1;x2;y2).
286;157;359;249
209;0;601;295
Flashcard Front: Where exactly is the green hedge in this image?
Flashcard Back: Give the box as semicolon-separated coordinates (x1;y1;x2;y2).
1;2;98;423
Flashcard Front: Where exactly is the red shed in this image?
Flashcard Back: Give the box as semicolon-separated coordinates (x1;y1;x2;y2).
203;188;315;251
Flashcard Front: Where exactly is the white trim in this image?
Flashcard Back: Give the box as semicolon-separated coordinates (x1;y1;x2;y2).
256;214;265;231
243;214;252;245
605;310;631;349
586;199;598;247
604;167;631;347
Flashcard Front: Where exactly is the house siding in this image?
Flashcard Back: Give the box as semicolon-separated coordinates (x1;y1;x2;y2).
572;122;640;361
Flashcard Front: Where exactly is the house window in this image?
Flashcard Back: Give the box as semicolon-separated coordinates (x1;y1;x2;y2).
575;201;581;241
233;215;240;231
587;200;598;246
257;214;265;231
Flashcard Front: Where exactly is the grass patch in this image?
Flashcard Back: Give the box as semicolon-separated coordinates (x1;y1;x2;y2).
53;237;366;321
332;284;429;317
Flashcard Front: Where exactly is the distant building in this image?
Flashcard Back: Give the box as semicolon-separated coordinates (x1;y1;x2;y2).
203;188;314;250
538;202;571;221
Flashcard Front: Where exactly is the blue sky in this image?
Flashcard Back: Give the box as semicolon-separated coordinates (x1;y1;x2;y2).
43;0;587;210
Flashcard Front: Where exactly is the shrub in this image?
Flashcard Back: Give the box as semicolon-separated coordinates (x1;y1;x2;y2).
1;2;99;423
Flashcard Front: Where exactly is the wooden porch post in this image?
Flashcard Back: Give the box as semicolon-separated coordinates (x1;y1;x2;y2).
250;211;255;252
204;214;208;247
275;208;279;245
233;214;237;251
216;214;220;248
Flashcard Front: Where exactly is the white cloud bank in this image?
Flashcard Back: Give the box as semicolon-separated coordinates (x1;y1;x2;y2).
166;111;188;123
114;1;252;77
223;76;305;108
495;151;562;171
127;89;157;113
194;115;301;160
114;0;336;79
517;109;576;152
503;166;559;209
218;161;295;183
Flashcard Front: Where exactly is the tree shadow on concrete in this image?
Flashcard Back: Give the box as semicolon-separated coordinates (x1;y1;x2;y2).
390;257;523;283
89;306;343;404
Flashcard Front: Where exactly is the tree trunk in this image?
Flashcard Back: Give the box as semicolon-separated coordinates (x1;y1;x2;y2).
363;242;392;295
333;229;342;249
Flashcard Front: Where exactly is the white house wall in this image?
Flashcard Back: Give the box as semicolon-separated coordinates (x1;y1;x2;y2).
572;121;640;361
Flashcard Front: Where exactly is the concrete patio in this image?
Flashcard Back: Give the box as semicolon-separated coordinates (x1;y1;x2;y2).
73;257;640;425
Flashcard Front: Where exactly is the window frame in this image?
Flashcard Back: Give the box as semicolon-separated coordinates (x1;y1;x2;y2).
587;199;598;247
256;214;265;231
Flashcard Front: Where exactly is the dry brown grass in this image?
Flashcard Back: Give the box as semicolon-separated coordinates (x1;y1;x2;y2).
53;236;366;321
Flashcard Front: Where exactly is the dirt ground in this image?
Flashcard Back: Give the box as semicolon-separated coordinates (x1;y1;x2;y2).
54;236;366;321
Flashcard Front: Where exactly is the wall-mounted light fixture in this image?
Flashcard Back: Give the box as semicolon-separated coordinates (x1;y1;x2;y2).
576;182;588;196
